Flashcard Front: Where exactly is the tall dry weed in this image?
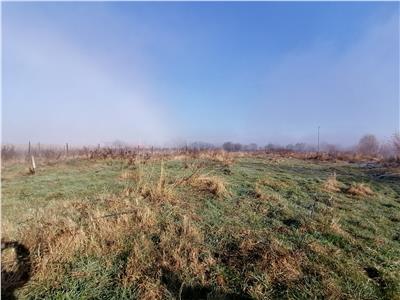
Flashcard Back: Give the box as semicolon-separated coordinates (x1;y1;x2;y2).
323;172;341;193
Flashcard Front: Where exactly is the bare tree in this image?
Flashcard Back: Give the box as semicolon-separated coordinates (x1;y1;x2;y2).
293;143;306;152
321;143;339;156
379;142;395;159
222;142;243;152
222;142;234;152
358;134;379;156
248;143;258;151
1;145;17;161
393;133;400;157
265;143;275;151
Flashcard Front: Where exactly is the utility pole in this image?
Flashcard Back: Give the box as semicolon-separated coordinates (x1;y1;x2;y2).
317;126;320;154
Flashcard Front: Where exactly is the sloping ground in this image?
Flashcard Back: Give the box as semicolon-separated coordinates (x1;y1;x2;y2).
1;156;399;299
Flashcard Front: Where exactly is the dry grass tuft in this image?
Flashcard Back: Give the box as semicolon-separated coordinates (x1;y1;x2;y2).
199;151;234;166
137;183;175;202
260;240;305;283
135;161;176;203
212;151;235;166
308;241;329;255
121;214;215;297
254;184;265;199
191;175;230;198
329;217;351;239
13;197;159;286
219;235;305;287
158;216;215;284
323;172;341;193
137;280;166;300
252;184;279;201
258;177;289;190
121;234;158;287
119;170;140;181
347;182;374;197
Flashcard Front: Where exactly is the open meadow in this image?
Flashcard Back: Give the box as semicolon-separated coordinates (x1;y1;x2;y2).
2;151;399;299
3;2;400;299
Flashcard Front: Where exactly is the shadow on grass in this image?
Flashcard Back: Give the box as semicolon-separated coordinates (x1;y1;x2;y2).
161;267;252;300
1;241;31;300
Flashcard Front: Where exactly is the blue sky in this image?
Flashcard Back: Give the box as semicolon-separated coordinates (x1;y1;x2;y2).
2;2;399;146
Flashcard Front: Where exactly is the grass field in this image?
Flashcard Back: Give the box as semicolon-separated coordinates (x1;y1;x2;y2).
2;153;400;299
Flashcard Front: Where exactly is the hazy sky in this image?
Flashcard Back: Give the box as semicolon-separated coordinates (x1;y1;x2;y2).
2;2;399;146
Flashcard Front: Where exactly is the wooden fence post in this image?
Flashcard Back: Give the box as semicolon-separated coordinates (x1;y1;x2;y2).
29;155;36;174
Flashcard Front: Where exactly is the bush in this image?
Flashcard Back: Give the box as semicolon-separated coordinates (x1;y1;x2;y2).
1;145;18;161
358;134;379;156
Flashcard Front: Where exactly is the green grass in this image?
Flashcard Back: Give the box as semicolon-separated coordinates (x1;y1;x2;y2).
2;155;399;299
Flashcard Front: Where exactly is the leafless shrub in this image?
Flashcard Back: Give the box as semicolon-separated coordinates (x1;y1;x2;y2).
393;133;400;158
1;145;18;161
358;134;379;156
41;148;63;160
379;141;396;160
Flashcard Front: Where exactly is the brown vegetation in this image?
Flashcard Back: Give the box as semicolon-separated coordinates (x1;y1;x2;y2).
2;142;400;299
347;183;374;197
6;195;216;299
258;177;289;190
323;173;341;193
190;175;230;198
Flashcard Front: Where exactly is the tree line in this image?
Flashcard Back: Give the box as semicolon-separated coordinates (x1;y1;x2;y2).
2;133;400;161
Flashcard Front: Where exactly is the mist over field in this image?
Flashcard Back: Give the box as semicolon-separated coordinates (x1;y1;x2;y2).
2;2;399;147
